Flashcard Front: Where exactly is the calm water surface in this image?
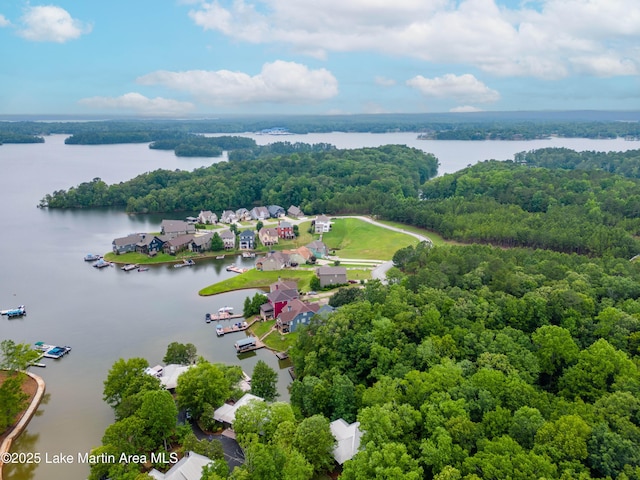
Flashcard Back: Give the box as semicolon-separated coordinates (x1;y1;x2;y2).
1;133;637;479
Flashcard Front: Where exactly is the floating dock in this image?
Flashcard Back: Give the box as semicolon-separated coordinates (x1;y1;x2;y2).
216;321;249;336
226;265;248;274
34;342;71;359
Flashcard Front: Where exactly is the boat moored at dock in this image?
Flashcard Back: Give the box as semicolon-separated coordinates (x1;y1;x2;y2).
93;259;112;268
215;321;249;336
3;305;26;318
34;342;72;359
84;253;102;261
121;264;138;271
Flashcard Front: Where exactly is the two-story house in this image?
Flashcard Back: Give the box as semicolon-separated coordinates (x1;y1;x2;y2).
220;210;237;224
277;220;295;239
287;205;303;218
160;220;196;239
268;205;286;218
258;227;279;246
197;210;218;224
314;215;331;233
250;206;270;221
316;266;348;287
112;233;145;255
239;230;256;250
219;230;236;249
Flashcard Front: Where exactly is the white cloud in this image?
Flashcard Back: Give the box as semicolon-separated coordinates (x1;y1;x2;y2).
78;93;195;116
0;14;10;27
407;74;500;103
375;76;396;87
137;60;338;105
18;5;91;43
186;0;640;79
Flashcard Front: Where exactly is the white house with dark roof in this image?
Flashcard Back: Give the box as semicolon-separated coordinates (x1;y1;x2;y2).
235;208;251;221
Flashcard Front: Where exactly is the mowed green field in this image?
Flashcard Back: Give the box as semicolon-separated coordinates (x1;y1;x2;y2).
321;217;420;259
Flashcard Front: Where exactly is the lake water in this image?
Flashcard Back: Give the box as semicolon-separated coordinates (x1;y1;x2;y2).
1;132;638;479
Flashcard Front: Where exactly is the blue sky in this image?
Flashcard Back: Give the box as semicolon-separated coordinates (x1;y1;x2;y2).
1;0;639;116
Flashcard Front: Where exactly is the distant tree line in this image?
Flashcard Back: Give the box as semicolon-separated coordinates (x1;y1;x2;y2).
2;114;640;143
39;144;439;216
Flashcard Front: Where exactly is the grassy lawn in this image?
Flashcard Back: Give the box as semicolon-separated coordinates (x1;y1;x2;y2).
103;251;190;264
199;269;316;296
264;330;298;351
322;217;419;260
250;319;275;338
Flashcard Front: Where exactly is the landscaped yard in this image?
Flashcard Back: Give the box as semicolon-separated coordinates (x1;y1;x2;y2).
263;330;298;351
322;217;420;259
250;319;275;338
199;269;316;296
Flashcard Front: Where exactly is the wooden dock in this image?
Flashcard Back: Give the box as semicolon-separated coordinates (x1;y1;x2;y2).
207;312;243;322
274;351;289;360
216;321;250;336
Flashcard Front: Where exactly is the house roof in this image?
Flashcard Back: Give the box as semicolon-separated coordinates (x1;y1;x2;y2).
317;266;347;276
307;240;329;252
330;419;362;465
286;246;313;260
278;299;320;324
149;451;214;480
113;233;144;246
158;364;192;390
213;393;264;425
267;205;285;216
267;288;298;304
288;205;303;216
165;234;195;247
270;279;298;292
239;229;255;239
316;214;331;223
191;232;213;247
259;227;278;238
161;220;194;234
219;229;235;239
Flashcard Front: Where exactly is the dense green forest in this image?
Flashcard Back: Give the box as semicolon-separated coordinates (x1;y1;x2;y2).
288;243;640;479
2;112;640;144
39;144;439;216
377;157;640;258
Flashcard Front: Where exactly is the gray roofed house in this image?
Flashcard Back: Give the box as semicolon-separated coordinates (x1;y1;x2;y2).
190;232;213;252
197;210;218;224
239;229;256;250
112;233;145;255
276;298;321;333
287;205;303;218
163;234;195;255
267;205;286;218
256;251;289;271
220;210;237;224
160;220;195;239
250;206;270;221
316;266;348;288
219;229;236;249
235;208;251;221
